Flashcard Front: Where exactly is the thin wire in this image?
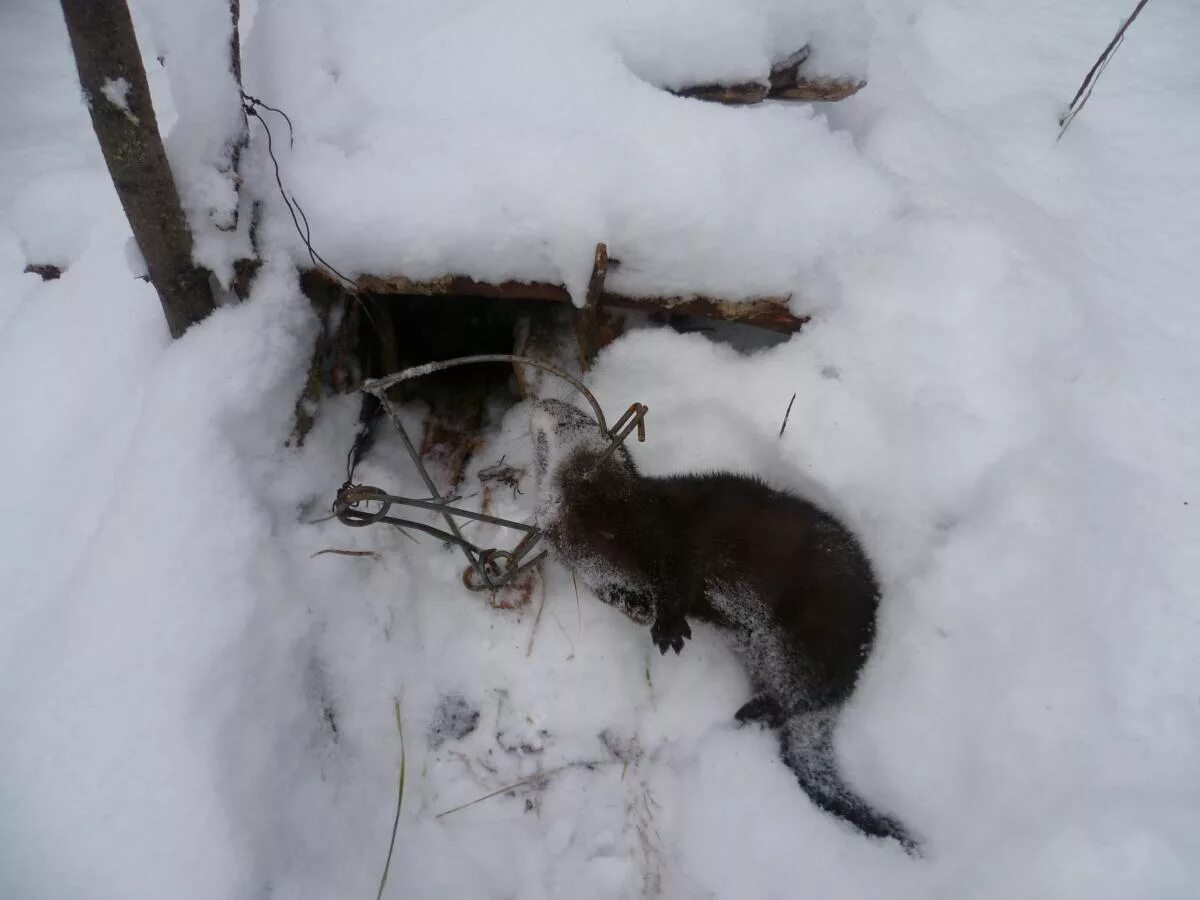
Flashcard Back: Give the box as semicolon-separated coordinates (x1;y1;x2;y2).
243;102;360;292
363;355;610;436
240;95;389;363
240;92;294;147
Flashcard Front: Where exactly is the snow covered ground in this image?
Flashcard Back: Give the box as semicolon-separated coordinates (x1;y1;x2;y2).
3;0;1200;897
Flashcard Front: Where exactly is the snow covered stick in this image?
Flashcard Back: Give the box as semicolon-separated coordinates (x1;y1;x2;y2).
59;0;216;338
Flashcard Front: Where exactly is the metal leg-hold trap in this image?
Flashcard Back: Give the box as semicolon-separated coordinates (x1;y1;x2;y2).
333;355;648;592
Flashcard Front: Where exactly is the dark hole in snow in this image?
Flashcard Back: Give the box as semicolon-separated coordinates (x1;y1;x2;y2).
340;285;789;485
24;263;63;281
364;289;788;411
371;291;548;406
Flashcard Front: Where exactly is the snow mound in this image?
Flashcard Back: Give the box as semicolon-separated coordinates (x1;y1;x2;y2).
3;0;1200;898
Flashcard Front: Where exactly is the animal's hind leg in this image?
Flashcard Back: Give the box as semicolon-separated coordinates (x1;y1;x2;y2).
734;692;785;727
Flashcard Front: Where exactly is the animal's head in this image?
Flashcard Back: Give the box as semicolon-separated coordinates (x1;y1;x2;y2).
529;398;610;482
529;399;653;624
529;398;637;528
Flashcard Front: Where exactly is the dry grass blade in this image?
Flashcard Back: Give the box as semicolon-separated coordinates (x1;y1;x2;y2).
375;699;406;900
435;760;606;819
571;570;582;640
525;578;548;657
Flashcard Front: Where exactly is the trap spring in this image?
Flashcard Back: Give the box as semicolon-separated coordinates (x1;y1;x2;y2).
334;355;648;593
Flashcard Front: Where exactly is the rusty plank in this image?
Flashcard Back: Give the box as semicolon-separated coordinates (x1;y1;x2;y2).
353;271;571;302
600;291;806;332
308;268;807;333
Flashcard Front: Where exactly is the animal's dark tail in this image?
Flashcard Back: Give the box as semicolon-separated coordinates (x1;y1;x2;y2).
781;709;919;853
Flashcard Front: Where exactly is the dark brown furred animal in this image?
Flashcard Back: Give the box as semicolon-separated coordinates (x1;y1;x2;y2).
531;399;915;850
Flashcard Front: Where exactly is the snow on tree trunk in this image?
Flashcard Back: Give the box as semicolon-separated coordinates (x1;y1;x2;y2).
60;0;216;339
133;0;252;286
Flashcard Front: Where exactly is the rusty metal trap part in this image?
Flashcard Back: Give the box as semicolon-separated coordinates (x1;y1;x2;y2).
333;483;546;591
335;355;648;593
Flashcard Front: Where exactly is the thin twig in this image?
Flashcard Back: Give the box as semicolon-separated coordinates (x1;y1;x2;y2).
388;524;421;545
550;611;576;656
778;392;797;438
434;760;607;819
310;548;382;560
376;699;406;900
303;512;340;525
1058;0;1153;138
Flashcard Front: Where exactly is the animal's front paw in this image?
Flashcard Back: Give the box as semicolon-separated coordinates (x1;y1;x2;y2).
651;615;692;655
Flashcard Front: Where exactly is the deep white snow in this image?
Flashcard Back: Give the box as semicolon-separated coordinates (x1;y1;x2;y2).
2;0;1200;898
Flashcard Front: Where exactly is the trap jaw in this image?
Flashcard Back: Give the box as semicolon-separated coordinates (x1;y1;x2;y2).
333;354;648;593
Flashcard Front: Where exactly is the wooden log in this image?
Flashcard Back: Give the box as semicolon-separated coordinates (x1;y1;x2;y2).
769;77;865;103
672;45;865;106
352;272;569;302
673;81;769;105
60;0;215;338
766;45;864;101
312;269;808;334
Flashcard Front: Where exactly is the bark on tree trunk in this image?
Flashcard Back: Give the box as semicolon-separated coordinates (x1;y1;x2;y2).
220;0;250;232
60;0;216;338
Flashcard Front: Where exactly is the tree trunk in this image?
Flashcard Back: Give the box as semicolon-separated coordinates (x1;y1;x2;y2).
60;0;216;338
220;0;250;232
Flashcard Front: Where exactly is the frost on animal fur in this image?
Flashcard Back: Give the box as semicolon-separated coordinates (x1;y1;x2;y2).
531;398;916;849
